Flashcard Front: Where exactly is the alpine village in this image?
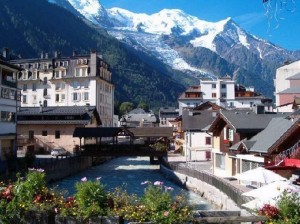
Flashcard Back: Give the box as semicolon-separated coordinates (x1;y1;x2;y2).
1;0;300;223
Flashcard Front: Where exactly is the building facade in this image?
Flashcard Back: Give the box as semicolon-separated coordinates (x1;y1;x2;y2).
0;59;21;172
178;76;271;115
11;51;114;127
17;106;101;154
275;60;300;112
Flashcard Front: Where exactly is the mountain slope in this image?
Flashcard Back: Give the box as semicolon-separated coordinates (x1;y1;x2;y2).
0;0;193;110
51;0;300;98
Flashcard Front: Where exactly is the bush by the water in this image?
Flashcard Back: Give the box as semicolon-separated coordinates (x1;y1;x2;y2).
0;169;192;223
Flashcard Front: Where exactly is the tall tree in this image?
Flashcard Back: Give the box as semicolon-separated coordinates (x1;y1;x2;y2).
119;102;134;115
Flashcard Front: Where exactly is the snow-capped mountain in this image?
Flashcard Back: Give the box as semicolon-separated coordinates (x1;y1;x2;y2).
50;0;300;96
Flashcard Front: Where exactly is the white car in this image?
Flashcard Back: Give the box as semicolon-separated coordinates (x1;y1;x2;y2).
51;148;68;157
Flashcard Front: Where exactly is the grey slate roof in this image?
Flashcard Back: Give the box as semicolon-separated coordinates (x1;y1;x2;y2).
289;108;300;118
243;117;297;153
18;106;96;116
220;110;287;133
18;106;99;125
278;87;300;94
182;110;216;131
125;109;157;124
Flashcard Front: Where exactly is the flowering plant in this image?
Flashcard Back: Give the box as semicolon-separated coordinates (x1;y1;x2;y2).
258;204;279;219
74;177;108;219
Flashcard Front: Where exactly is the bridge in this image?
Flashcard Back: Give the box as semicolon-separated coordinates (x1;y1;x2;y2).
73;127;173;163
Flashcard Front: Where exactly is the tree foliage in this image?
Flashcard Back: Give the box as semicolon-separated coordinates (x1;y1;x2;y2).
119;102;134;115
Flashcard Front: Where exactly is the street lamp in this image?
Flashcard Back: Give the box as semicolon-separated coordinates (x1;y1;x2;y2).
120;116;127;127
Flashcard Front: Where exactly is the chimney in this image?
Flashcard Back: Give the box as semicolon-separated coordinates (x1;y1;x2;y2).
45;53;48;59
41;52;44;59
2;48;9;59
73;50;77;57
54;51;58;58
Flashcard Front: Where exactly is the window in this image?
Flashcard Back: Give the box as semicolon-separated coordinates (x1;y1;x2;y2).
23;95;27;103
29;130;34;140
224;127;234;141
42;131;47;136
250;102;254;107
43;77;47;85
43;100;47;107
73;81;80;89
61;94;65;102
61;70;66;77
23;84;27;91
216;154;225;169
72;92;80;101
83;92;89;101
212;93;217;98
221;84;226;89
221;93;226;98
55;71;60;78
32;71;37;80
1;111;15;122
55;130;60;139
212;83;216;88
43;88;47;96
205;137;212;145
55;94;59;102
75;68;80;77
32;83;36;91
82;68;87;76
83;80;89;89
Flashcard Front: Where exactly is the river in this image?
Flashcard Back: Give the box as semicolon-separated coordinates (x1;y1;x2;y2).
52;156;212;210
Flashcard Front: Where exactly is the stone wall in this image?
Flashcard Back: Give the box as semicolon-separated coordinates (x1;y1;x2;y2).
160;164;243;211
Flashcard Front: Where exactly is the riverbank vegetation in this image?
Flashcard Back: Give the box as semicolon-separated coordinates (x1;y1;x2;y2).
0;169;192;223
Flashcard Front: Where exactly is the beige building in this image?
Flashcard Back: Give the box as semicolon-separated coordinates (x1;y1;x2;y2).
17;106;100;154
11;51;114;127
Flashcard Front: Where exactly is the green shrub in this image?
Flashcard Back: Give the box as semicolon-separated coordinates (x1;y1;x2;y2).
74;177;108;219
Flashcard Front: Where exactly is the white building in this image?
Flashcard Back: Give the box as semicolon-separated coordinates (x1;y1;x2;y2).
11;51;114;127
275;60;300;112
0;57;21;172
178;76;272;115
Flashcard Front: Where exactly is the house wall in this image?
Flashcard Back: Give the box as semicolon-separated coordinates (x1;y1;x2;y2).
18;124;82;153
275;60;300;106
185;131;212;161
279;93;300;107
290;79;300;87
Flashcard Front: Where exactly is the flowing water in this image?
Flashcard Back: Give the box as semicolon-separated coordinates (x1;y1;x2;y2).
52;157;212;210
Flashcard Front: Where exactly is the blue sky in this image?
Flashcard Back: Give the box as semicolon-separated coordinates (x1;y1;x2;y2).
101;0;300;51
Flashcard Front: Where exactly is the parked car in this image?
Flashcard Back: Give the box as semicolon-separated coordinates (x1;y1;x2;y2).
51;148;69;157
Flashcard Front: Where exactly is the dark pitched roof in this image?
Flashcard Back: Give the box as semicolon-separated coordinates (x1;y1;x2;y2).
289;108;300;118
0;59;22;70
209;110;287;133
234;117;297;153
18;106;101;125
18;106;96;115
193;101;224;111
182;110;217;131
